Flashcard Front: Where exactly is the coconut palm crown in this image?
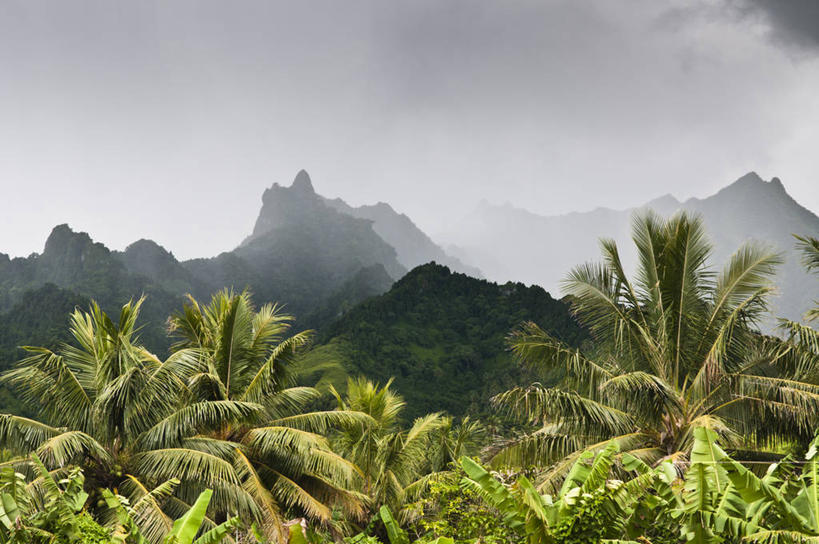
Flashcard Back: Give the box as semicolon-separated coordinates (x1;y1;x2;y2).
0;292;368;543
166;290;370;534
0;298;256;542
794;234;819;322
329;378;445;517
492;211;819;488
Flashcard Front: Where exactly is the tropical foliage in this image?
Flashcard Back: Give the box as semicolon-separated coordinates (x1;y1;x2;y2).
460;442;676;544
330;378;483;520
167;290;369;535
491;212;819;488
0;297;253;541
0;217;817;543
0;454;109;544
407;464;516;544
794;234;819;321
0;453;238;544
0;292;368;543
460;425;819;544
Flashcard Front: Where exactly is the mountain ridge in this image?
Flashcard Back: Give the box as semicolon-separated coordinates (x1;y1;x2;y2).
246;169;480;276
441;172;819;322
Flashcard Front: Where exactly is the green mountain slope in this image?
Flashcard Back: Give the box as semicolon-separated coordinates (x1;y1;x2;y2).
0;284;90;414
0;225;186;356
314;263;587;420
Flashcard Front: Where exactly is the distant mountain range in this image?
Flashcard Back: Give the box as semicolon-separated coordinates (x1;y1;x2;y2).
440;172;819;322
0;170;476;360
0;168;816;416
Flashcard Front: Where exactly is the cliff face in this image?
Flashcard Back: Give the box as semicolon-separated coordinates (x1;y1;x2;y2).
247;169;327;240
183;170;405;319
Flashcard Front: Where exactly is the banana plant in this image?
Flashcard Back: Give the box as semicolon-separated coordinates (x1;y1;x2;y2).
103;486;241;544
676;427;819;543
0;454;103;543
459;441;677;544
341;507;454;544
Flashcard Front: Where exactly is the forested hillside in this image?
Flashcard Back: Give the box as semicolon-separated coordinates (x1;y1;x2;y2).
315;263;587;419
0;225;186;354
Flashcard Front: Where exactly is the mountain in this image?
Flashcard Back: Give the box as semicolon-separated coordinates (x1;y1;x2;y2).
311;263;587;420
197;169;407;317
0;284;90;416
0;172;535;418
0;225;187;353
0;170;411;371
322;194;481;276
441;172;819;323
118;239;205;295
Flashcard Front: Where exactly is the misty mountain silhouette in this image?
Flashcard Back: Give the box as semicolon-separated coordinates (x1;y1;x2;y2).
441;172;819;323
246;169;478;276
0;171;418;356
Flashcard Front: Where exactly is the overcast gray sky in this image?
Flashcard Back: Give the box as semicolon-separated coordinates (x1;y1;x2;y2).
1;0;818;259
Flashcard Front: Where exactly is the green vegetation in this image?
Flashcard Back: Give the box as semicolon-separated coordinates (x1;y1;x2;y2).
0;284;89;415
166;290;367;536
795;234;819;321
330;378;483;520
0;454;238;543
492;212;816;487
0;293;369;542
457;426;819;544
319;263;586;419
0;213;816;543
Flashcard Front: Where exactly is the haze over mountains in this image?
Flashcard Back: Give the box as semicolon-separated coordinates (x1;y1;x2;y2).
441;172;819;322
0;169;815;336
243;169;478;277
0;168;817;416
0;170;478;358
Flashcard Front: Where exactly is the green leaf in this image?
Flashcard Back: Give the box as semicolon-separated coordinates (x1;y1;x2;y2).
166;489;212;544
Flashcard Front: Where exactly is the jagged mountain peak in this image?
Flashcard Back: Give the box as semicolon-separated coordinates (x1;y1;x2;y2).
251;171;330;240
42;224;106;259
714;171;787;198
644;193;680;210
291;169;315;193
246;170;480;277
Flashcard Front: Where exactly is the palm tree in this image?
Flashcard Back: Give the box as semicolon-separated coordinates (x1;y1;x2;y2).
166;289;371;537
423;415;485;475
0;453;239;544
0;293;367;543
763;234;819;448
794;234;819;322
0;298;260;542
329;378;446;518
492;211;819;488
